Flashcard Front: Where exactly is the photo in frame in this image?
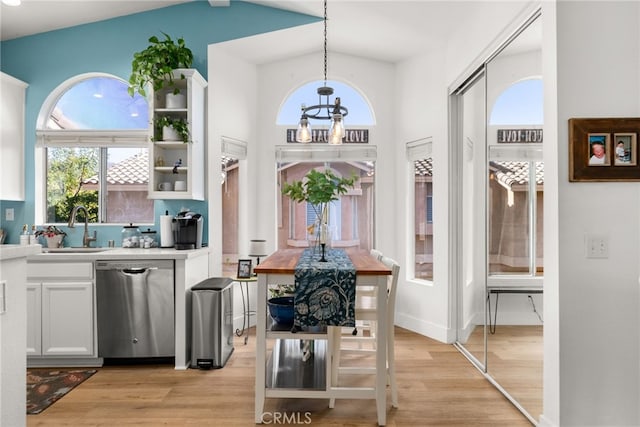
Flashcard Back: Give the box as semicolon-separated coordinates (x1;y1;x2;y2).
237;259;252;278
587;133;610;166
569;118;640;181
613;133;637;166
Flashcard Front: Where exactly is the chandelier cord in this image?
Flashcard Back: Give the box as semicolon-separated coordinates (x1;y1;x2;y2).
323;0;328;87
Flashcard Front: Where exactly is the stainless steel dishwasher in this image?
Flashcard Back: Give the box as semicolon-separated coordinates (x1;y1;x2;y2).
95;260;174;359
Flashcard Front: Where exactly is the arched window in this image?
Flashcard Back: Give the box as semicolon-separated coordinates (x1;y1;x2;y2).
277;80;375;125
487;77;543;276
489;78;542;125
277;80;376;251
35;74;153;224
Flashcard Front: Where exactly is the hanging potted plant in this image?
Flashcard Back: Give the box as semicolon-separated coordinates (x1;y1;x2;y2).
128;32;194;98
155;116;190;143
281;169;357;251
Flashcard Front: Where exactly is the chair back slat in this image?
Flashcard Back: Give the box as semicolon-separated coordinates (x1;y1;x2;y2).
379;255;400;319
369;248;383;261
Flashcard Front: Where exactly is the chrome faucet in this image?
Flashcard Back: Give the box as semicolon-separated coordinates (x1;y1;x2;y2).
68;205;97;248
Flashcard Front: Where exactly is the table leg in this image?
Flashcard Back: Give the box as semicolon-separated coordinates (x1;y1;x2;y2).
375;275;387;426
328;326;339;409
255;275;267;423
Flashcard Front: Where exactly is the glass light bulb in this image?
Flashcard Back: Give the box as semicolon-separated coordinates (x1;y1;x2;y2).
296;116;312;143
328;113;344;145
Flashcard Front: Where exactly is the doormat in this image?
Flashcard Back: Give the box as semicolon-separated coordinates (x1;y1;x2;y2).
27;368;97;415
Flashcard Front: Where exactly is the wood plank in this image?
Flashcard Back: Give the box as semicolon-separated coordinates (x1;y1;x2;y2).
27;327;533;426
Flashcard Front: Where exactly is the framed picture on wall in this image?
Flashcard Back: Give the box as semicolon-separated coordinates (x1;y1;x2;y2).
569;118;640;181
237;259;252;278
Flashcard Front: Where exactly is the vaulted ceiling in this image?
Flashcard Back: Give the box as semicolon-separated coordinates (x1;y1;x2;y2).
0;0;501;64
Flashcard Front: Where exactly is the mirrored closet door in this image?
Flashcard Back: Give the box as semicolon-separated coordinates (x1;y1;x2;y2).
453;11;543;424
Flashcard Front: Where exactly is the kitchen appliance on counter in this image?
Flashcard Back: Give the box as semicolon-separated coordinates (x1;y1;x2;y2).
174;211;203;250
96;260;174;361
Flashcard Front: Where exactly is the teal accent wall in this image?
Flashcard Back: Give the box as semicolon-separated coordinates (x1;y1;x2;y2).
0;1;318;245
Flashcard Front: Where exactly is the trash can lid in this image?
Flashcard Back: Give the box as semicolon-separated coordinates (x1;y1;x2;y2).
192;277;233;291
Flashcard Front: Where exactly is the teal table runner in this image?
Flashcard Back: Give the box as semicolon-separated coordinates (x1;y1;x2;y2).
292;248;356;331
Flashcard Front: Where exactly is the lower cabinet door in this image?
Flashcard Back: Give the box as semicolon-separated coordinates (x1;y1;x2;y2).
41;281;94;356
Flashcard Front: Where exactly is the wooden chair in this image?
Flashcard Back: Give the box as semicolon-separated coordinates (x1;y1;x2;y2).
329;255;401;408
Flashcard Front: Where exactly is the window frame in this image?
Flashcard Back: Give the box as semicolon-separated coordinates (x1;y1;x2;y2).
276;144;376;251
406;138;434;283
486;144;543;287
35;73;150;225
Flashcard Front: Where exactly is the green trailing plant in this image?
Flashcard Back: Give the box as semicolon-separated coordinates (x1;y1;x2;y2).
128;32;193;97
155;116;190;143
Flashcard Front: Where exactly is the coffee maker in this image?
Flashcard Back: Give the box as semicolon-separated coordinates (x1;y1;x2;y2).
173;211;203;250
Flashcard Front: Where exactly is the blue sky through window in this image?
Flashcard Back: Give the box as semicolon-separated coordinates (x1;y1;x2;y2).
490;79;543;125
53;77;148;130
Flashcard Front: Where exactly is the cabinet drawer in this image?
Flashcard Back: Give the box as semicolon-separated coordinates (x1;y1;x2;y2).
27;262;93;280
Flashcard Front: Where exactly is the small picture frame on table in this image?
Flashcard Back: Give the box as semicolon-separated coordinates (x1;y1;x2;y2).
237;259;252;278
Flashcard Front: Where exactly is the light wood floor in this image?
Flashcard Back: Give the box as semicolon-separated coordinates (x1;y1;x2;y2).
464;325;543;421
27;327;532;426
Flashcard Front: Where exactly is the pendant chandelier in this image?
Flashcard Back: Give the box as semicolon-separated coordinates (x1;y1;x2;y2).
295;0;348;144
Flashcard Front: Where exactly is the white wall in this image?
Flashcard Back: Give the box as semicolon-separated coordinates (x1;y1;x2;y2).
208;44;257;277
255;52;395;255
395;49;453;341
551;1;640;425
208;43;258;330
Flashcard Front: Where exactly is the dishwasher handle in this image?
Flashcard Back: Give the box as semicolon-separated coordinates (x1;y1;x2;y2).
121;267;157;275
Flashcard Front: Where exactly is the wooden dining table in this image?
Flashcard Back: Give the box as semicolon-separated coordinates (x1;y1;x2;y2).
253;248;392;425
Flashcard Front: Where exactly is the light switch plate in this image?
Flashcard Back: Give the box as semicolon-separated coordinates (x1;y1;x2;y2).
5;208;14;221
585;234;609;258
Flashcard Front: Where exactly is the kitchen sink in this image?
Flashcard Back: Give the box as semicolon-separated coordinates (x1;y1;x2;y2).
42;247;111;253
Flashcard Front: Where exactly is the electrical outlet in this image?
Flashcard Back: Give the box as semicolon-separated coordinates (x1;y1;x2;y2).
585;234;609;258
5;208;14;221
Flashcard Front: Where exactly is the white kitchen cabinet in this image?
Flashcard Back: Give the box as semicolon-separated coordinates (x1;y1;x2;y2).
25;283;41;355
0;245;40;427
0;72;28;200
26;261;97;365
148;69;207;200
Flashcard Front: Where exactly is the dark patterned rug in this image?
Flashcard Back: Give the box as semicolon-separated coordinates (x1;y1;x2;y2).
26;368;97;415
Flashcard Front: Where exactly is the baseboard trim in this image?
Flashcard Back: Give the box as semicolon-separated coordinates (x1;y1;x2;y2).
27;357;103;368
395;312;454;343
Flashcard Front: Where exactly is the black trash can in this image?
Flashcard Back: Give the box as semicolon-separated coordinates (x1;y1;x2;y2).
191;277;234;369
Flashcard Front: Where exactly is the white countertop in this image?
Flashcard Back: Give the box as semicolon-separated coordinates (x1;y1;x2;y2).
0;244;43;261
26;245;210;262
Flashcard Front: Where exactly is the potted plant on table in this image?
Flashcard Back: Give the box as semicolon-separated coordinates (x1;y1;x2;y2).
281;169;357;256
34;225;67;248
128;32;194;98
